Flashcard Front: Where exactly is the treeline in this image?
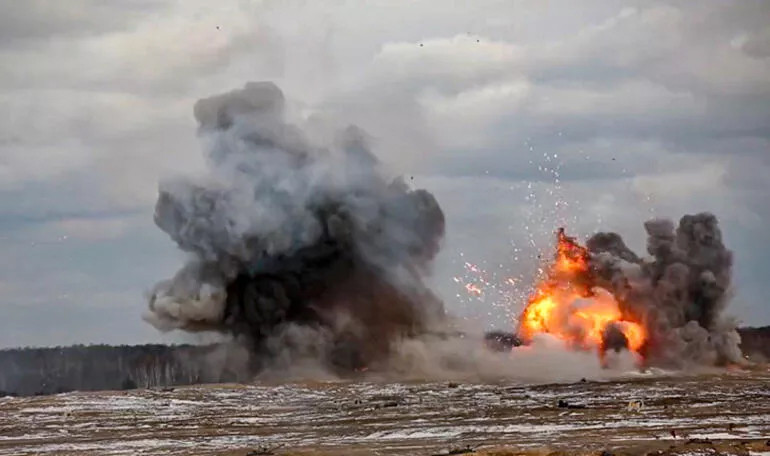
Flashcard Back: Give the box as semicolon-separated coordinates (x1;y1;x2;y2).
1;327;768;397
0;343;253;397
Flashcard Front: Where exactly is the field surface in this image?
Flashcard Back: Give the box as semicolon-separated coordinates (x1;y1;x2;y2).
1;370;769;455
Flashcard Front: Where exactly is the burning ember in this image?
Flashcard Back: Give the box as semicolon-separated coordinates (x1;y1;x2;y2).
518;228;646;356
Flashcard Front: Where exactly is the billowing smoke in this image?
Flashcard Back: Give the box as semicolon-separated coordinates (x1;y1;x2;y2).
145;82;446;372
143;82;742;379
587;213;742;367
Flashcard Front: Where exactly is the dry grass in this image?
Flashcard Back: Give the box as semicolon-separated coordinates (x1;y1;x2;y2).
1;369;769;455
213;439;770;456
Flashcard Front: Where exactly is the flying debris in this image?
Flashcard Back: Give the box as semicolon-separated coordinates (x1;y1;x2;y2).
146;82;446;373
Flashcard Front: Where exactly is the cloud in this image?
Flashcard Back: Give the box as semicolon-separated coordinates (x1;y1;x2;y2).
740;27;770;59
0;0;768;347
0;1;164;46
47;217;129;242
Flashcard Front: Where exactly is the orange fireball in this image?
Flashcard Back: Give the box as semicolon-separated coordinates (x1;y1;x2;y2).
518;228;646;355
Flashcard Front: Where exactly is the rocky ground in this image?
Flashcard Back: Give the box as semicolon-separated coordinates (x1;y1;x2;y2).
1;368;768;455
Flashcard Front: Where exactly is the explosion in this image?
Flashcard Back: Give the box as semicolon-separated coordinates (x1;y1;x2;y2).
145;82;744;376
517;214;743;368
145;82;446;373
519;229;646;358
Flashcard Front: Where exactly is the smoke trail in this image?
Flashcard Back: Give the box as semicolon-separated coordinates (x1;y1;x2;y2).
145;82;446;371
587;212;742;366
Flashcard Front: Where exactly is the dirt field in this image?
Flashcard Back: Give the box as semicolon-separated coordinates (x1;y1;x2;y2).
1;368;768;455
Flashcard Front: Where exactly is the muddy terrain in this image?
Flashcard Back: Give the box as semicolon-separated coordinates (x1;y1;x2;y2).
1;369;768;456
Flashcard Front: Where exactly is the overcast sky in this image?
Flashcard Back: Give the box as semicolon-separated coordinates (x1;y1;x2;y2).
1;0;768;348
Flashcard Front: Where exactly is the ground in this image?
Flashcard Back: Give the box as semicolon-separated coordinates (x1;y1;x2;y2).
1;368;768;455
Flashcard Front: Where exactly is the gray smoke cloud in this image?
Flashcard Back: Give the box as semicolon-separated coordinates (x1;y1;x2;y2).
145;82;446;372
143;82;742;378
587;212;743;367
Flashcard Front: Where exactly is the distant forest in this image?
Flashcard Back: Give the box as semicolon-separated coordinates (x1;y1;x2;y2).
1;327;768;397
0;343;254;397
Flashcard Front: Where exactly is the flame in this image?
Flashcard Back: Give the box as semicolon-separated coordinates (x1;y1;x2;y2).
518;228;646;355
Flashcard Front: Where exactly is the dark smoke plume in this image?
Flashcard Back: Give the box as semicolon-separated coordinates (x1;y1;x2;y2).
145;82;445;371
587;213;742;367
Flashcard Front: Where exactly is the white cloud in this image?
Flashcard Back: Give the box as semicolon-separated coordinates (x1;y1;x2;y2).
47;217;130;241
1;0;769;346
373;35;524;85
